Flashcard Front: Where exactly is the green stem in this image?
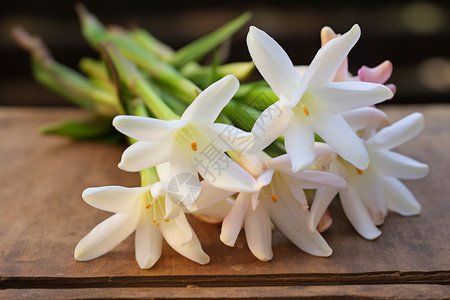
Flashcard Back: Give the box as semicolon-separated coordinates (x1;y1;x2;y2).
133;78;179;120
168;12;252;68
129;28;174;61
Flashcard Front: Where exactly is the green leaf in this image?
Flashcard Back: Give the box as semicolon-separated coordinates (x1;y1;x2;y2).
169;12;252;68
76;6;201;103
39;117;121;143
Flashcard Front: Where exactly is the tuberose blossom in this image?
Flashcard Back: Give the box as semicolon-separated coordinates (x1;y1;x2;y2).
309;111;429;240
113;75;258;202
247;25;393;172
74;165;210;269
194;152;347;261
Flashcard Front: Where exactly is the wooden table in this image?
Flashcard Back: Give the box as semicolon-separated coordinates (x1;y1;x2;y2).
0;105;449;299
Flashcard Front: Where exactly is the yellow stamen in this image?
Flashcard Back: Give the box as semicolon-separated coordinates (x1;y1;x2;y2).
191;142;197;151
302;106;310;116
145;204;151;209
356;168;363;175
271;195;278;203
164;219;170;222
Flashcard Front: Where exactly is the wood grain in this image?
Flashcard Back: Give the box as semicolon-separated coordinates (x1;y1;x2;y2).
0;105;449;298
1;285;450;299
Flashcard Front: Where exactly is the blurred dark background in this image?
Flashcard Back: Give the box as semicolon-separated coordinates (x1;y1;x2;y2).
1;0;449;106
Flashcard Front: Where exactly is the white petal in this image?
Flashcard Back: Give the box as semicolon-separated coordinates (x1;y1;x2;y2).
341;107;390;132
164;195;182;220
74;212;139;261
135;213;163;269
82;186;146;213
158;211;193;246
339;185;382;240
250;101;293;153
309;186;339;233
151;181;167;199
310;81;392;114
310;108;369;170
352;167;387;225
160;212;210;265
170;141;197;177
247;26;302;99
165;160;201;210
308;160;344;232
266;154;291;170
174;211;194;244
284;113;315;172
301;24;360;86
250;191;261;210
283;170;347;190
256;169;275;189
192;180;235;211
181;75;239;124
155;162;171;181
244;201;273;261
381;176;421;216
194;197;235;217
314;142;336;158
119;141;171;172
220;193;250;247
269;178;333;256
201;123;255;152
277;173;309;206
113;116;186;141
370;149;429;179
366;113;424;150
196;153;257;193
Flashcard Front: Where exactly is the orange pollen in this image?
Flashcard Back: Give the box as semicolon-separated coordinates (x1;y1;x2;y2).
302;106;310;116
156;223;160;226
191;142;197;151
271;195;278;203
153;219;156;224
356;168;363;175
145;204;151;209
164;219;170;222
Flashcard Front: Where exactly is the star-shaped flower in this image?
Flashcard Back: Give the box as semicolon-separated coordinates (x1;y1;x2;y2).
195;153;347;261
113;75;257;199
309;111;429;239
247;25;393;172
74;166;210;269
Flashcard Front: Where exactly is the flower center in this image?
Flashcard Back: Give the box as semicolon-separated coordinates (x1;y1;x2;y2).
176;125;198;152
144;191;170;226
302;105;310;116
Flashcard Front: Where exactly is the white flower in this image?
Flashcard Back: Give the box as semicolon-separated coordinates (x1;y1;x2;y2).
196;153;347;261
113;75;257;196
247;25;393;172
74;178;210;269
309;112;429;240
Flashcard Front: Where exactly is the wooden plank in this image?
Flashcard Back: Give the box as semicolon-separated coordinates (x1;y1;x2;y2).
0;106;449;288
1;285;450;299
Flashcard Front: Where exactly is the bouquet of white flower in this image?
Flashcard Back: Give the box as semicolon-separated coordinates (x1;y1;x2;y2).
12;4;428;269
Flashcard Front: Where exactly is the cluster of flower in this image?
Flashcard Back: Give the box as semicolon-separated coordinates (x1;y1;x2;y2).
14;7;428;269
75;25;428;269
